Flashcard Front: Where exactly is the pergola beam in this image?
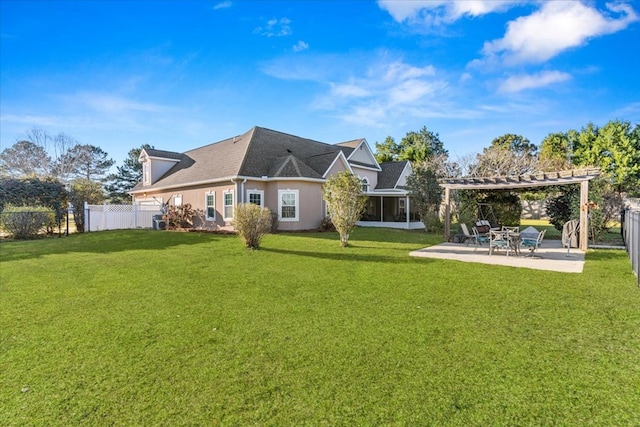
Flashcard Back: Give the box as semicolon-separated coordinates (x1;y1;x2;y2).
440;168;600;251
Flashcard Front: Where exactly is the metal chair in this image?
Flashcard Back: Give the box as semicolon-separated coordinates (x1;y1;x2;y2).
489;229;511;256
521;229;546;257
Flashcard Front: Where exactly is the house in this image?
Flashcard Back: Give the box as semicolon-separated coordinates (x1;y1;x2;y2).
130;126;423;231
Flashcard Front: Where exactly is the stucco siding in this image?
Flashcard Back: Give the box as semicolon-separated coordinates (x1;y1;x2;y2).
351;166;379;190
266;180;324;231
324;157;349;179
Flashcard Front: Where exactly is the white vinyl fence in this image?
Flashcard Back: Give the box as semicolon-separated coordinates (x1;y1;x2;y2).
84;202;163;232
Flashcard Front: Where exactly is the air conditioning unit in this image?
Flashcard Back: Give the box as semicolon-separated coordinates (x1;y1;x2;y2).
152;215;166;230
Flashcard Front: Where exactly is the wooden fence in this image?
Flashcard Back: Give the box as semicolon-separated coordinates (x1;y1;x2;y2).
84;202;163;232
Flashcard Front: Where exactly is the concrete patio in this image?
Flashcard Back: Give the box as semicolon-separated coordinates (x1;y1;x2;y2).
410;239;585;273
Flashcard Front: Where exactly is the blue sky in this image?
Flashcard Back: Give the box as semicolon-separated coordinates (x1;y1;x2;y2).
1;0;639;170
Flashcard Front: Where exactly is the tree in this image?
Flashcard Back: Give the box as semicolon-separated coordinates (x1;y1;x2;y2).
68;178;104;232
490;133;537;155
61;144;115;182
233;203;273;249
49;132;80;185
406;163;442;232
0;140;52;178
573;120;640;194
0;177;66;214
322;171;367;247
374;126;448;163
374;136;398;163
105;144;152;203
539;132;572;171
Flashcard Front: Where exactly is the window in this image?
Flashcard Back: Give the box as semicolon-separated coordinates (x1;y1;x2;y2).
247;190;264;207
278;189;299;221
223;191;234;220
205;192;216;221
174;194;182;207
143;161;150;184
361;177;370;193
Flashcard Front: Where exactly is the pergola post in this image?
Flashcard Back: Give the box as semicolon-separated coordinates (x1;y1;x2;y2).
580;179;589;250
444;187;451;241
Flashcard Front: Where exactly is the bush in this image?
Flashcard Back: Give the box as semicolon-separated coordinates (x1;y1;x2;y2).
0;205;56;239
479;192;522;227
546;186;579;231
233;203;273;249
166;203;203;229
319;216;335;232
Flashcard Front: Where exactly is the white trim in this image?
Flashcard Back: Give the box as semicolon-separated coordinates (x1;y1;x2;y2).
246;189;264;208
130;175;326;194
278;189;299;222
143;161;150;185
345;138;382;171
322;151;353;178
360;176;370;193
205;191;216;221
223;190;234;220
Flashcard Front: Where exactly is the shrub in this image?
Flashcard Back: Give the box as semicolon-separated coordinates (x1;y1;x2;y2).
0;205;56;239
166;203;203;229
233;203;272;249
319;216;335;232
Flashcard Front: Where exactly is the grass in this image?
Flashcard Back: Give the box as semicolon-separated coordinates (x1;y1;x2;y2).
1;228;639;425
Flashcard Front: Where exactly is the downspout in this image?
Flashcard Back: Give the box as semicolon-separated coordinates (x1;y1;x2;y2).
240;178;247;204
230;179;237;220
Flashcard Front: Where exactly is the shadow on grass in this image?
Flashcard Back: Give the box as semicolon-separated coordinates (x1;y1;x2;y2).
0;229;219;262
260;246;431;265
275;227;441;246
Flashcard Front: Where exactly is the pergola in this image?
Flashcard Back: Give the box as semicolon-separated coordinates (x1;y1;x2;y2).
439;168;601;251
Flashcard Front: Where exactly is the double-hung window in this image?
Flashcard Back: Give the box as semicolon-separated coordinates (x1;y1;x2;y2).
247;190;264;207
278;189;299;221
205;192;216;221
223;190;234;220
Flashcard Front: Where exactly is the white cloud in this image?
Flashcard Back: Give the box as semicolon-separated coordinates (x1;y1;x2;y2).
482;1;639;64
498;70;572;93
292;40;309;52
212;1;231;10
330;82;370;98
377;0;519;25
254;17;292;37
72;92;170;114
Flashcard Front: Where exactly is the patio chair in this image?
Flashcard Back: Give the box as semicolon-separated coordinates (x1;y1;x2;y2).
502;225;519;233
489;229;511;256
472;226;490;248
460;223;473;245
521;229;546;257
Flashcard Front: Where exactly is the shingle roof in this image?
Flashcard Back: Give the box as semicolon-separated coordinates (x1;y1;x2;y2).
335;139;363;148
376;161;409;189
239;127;352;177
137;127;353;190
144;148;183;160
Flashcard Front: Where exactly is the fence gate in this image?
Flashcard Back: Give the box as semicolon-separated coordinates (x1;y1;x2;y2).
84;202;163;232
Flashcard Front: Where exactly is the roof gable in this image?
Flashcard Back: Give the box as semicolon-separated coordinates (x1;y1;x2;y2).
377;161;411;190
338;138;381;171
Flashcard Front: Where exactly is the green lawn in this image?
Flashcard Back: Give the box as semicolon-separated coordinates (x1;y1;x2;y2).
1;228;639;426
